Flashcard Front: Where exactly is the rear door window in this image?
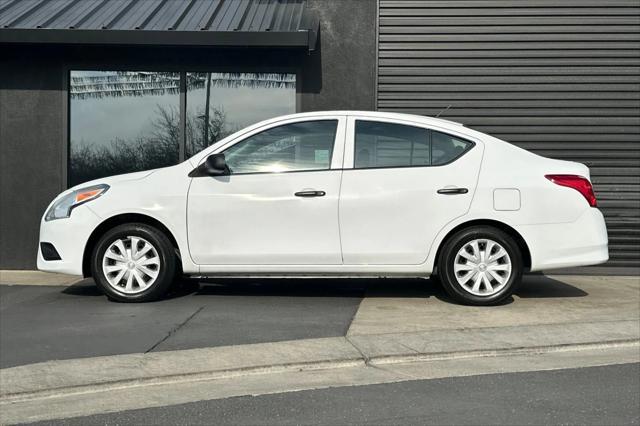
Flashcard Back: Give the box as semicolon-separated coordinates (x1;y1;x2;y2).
354;120;473;169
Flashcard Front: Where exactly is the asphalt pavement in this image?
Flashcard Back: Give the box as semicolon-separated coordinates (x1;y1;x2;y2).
0;278;369;368
27;363;640;426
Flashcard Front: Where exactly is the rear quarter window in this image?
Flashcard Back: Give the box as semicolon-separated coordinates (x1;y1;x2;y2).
431;131;473;165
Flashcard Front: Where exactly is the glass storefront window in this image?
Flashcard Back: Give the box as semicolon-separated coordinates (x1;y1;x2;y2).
69;71;296;186
69;71;180;187
185;72;296;157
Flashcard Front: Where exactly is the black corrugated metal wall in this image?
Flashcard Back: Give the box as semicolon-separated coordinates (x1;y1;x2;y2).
377;0;640;271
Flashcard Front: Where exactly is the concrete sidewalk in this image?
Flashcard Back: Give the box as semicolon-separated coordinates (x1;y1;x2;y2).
0;270;83;286
0;274;638;424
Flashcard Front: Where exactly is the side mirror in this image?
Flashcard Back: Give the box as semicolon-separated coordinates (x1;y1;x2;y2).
204;153;229;175
189;153;230;177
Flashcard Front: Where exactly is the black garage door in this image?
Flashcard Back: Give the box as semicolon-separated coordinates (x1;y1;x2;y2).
377;0;640;272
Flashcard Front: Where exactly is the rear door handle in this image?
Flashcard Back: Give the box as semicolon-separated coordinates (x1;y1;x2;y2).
437;187;468;195
295;190;326;197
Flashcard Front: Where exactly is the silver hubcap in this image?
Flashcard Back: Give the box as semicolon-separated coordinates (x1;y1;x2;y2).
454;238;512;297
102;236;160;294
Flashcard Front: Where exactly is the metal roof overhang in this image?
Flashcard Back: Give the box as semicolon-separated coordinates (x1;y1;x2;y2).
0;28;315;49
0;0;319;51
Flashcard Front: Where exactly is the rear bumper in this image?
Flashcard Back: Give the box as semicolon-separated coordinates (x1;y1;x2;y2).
37;206;102;276
519;208;609;272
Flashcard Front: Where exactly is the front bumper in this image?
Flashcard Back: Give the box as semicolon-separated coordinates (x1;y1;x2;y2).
519;207;609;272
37;205;102;276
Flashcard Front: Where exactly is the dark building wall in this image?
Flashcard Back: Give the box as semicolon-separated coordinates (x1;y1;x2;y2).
0;55;66;269
0;0;377;270
301;0;377;111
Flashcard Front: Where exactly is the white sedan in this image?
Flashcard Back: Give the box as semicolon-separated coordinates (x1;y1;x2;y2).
38;111;608;305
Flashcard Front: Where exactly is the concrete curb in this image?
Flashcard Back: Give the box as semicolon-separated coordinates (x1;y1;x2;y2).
2;319;638;403
0;337;362;400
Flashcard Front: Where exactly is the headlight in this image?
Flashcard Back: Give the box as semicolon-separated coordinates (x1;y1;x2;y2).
45;184;109;221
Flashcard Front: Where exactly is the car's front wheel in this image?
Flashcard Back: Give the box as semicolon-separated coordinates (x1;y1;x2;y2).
91;223;177;302
437;226;523;306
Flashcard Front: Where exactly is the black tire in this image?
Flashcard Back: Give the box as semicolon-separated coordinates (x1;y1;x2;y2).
91;223;177;302
437;226;523;306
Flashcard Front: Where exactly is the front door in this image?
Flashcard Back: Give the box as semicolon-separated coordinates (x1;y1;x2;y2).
187;117;345;265
338;117;483;265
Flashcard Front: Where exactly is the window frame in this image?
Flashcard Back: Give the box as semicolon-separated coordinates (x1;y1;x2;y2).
344;116;477;171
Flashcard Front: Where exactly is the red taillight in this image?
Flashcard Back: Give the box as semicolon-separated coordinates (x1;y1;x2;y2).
545;174;597;207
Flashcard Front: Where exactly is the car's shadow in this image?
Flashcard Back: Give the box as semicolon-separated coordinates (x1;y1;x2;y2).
516;275;589;298
62;274;588;304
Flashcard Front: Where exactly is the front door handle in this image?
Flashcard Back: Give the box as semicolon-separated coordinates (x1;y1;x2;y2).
295;190;326;197
437;187;469;195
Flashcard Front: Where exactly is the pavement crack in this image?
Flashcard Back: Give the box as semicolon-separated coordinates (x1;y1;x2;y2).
397;341;420;354
345;335;370;365
368;362;418;380
145;307;204;353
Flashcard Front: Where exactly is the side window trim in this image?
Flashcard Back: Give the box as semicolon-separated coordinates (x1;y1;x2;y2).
345;117;476;170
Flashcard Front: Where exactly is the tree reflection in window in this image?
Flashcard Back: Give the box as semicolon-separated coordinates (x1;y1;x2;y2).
69;71;181;187
69;71;296;187
185;72;296;157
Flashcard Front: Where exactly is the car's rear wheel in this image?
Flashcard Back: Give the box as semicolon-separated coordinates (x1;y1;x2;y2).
438;226;523;305
91;223;177;302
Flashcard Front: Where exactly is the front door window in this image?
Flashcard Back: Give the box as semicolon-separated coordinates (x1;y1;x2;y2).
223;120;338;174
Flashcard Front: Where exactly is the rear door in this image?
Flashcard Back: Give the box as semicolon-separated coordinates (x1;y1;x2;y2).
338;116;483;265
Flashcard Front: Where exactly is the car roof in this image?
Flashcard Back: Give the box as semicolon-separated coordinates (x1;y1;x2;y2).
273;110;465;129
